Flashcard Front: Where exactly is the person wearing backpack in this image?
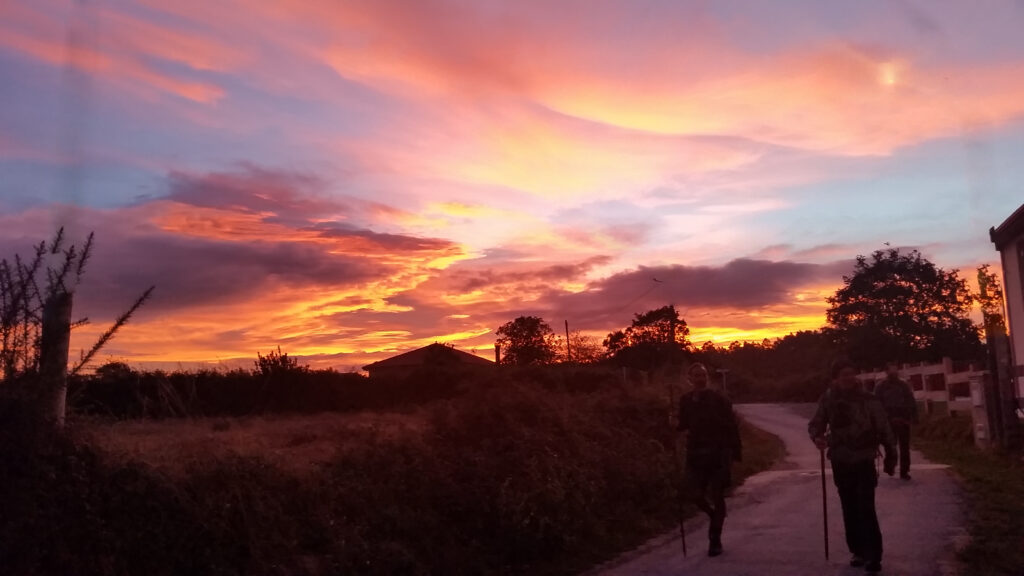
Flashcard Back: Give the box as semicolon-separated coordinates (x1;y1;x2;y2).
808;358;897;574
874;361;918;480
678;362;742;557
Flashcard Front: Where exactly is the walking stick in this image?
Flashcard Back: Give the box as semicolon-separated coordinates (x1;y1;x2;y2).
820;447;829;561
667;381;687;558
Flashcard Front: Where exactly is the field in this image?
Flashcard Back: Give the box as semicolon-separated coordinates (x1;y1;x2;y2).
1;367;785;576
80;410;425;477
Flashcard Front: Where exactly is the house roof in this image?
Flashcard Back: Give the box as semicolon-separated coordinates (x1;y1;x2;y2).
991;203;1024;250
362;342;494;371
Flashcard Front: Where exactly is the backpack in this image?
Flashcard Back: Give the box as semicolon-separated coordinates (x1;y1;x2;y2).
826;388;878;452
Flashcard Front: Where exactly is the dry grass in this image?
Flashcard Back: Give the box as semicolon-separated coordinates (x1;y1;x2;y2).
914;416;1024;576
74;410;425;476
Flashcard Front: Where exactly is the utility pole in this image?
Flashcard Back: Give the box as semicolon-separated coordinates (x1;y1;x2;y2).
565;319;571;363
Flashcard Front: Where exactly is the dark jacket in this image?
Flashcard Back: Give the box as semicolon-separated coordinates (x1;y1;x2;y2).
874;376;918;423
808;386;896;464
678;388;742;461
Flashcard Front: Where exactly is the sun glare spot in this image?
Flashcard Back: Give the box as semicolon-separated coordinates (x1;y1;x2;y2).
878;62;899;87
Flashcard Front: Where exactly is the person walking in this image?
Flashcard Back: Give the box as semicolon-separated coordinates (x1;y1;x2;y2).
809;358;897;574
874;361;918;480
678;362;742;557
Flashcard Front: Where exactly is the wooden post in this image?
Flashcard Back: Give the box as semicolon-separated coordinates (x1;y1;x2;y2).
564;320;571;363
990;332;1021;449
39;291;73;430
820;448;830;560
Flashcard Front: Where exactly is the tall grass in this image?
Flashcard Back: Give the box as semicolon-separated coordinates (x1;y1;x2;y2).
1;367;784;575
67;364;483;418
915;415;1024;576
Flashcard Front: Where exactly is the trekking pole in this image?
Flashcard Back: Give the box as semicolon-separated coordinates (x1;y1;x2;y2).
667;380;687;558
820;447;829;561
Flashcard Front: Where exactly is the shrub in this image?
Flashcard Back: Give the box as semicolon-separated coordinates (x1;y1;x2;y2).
69;366;373;418
914;413;973;445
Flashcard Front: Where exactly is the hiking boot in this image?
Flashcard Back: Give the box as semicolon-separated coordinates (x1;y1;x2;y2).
865;560;882;573
708;538;723;557
901;473;911;481
849;555;865;567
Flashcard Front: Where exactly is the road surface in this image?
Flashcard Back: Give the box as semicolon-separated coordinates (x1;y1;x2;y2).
590;404;964;576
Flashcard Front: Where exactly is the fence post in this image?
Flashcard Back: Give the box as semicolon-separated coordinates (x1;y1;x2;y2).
39;291;73;430
989;333;1021;450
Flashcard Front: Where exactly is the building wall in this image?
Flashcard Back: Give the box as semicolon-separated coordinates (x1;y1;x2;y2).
366;365;416;380
1000;237;1024;397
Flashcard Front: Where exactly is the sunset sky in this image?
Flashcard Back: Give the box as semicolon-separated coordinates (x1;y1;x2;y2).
2;0;1023;371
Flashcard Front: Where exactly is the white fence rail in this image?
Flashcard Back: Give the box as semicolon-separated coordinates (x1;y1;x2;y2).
856;357;984;416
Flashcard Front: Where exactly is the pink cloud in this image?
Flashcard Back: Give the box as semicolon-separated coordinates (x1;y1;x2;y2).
310;1;1024;155
0;4;225;103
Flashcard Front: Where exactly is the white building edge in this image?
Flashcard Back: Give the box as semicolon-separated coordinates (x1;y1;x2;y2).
990;202;1024;402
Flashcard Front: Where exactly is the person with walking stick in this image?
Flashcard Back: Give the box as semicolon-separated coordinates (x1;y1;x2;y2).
809;358;897;574
874;361;918;480
677;362;742;557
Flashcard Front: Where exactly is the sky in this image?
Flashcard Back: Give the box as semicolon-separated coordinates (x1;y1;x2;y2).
1;0;1023;371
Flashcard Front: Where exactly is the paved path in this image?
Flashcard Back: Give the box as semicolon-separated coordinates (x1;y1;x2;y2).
590;404;964;576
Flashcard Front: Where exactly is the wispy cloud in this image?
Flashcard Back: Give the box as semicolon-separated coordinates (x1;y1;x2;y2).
2;0;1021;369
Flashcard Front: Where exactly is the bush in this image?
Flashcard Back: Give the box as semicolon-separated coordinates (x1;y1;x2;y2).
0;437;220;576
914;413;973;445
69;366;374;418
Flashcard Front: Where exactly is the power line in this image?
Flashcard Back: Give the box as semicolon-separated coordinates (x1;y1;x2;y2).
616;278;664;315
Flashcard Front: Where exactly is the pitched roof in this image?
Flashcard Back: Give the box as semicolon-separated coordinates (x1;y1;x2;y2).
991;203;1024;250
362;342;494;371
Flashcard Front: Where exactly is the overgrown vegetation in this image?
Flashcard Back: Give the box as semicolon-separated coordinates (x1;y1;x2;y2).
1;229;151;439
693;331;838;402
67;358;499;418
1;368;784;576
914;415;1024;576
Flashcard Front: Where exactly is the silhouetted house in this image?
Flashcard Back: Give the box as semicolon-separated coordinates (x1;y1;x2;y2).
990;202;1024;401
362;342;494;380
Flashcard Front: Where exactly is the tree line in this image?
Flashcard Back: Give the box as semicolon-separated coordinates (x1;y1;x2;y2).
496;248;991;377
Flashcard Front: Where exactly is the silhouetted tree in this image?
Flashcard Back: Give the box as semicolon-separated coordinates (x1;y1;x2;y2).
496;316;558;365
94;360;134;380
604;305;689;369
603;330;629;357
826;248;982;368
254;346;305;377
563;330;604;364
976;264;1006;333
